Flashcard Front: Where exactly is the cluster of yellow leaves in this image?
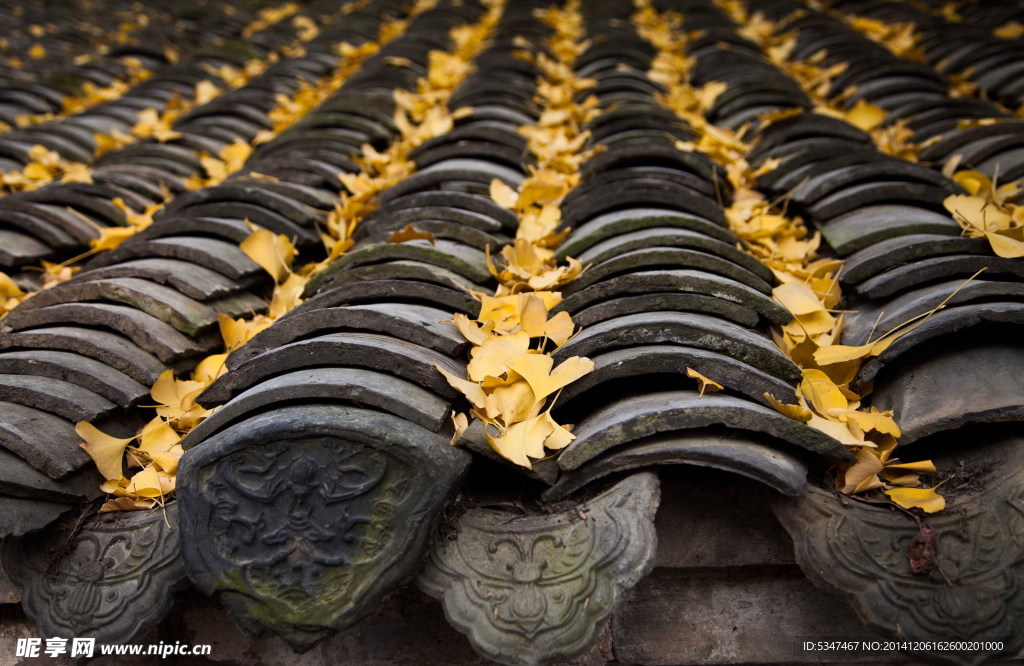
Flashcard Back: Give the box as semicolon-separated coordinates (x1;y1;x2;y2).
443;0;596;469
77;354;229;512
317;2;500;260
242;2;301;38
77;225;305;512
441;292;592;467
846;16;925;62
773;371;942;510
132;93;194;144
644;1;945;512
483;0;598;283
726;10;924;163
0;145;93;192
0;261;81;321
256;0;444;147
6;73;252;193
218;226;307;352
637;3;754;188
943;169;1024;258
9;59;152;129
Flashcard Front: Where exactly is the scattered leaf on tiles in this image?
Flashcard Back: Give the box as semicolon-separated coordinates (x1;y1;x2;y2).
885;487;946;513
844;99;887;131
686;367;724;396
240;228;296;282
387;224;436;244
77;422;134;481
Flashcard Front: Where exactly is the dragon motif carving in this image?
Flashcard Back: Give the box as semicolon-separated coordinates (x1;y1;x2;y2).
774;433;1024;665
419;472;660;666
3;503;186;644
178;406;470;651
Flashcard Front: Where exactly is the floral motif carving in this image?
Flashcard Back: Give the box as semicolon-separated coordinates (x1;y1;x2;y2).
3;503;187;643
774;436;1024;666
419;472;660;666
178;406;470;651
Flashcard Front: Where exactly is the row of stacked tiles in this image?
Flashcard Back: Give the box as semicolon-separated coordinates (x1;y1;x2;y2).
678;0;1024;442
0;0;251;123
0;0;372;274
0;0;419;522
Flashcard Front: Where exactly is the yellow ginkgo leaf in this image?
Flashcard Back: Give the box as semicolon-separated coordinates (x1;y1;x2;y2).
985;230;1024;258
452;312;493;345
199;154;227;182
125;465;169;498
994;21;1024;39
77;421;134;481
489;178;519;209
466;331;531;382
885;486;945;513
94;129;134;157
194;79;221;105
544;310;575;346
240;228;295;283
487;379;538;426
219;139;252;172
137;417;180;454
60;163;93;184
150;446;183;474
450;411;469;446
885;459;937;473
99;497;157;513
193;353;228;384
150;369;205;420
845;99;887;131
0;272;24;298
772;282;826;316
218;313;271;351
697;81;728;110
90;226;136;252
807;413;866;447
799;369;849;416
518;293;550;338
486;414;553;468
764;392;813;422
22;162;53;180
944;194;1012;231
837;446;884;494
268;272;306;319
436;364;487;409
506;353;594;401
813;337;894;365
386;224;436;245
837;406;901;437
952;169;990;195
541;411;575;450
686;367;724;396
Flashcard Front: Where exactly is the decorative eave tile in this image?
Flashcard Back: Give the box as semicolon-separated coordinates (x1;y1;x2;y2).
418;472;660;666
178;404;471;652
2;502;187;644
773;431;1024;666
